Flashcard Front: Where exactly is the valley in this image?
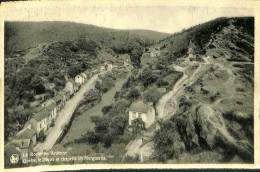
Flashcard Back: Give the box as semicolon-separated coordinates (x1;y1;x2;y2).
4;17;254;167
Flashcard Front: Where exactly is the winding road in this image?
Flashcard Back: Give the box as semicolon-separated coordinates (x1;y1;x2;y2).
157;56;211;119
34;73;102;152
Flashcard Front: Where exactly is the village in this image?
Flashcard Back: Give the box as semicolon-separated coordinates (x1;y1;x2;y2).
4;61;115;164
5;54;160;165
3;16;254;167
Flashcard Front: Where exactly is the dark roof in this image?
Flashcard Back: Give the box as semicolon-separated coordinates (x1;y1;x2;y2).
12;139;31;149
46;102;56;111
65;91;70;97
15;128;36;140
33;106;44;113
68;79;79;87
32;109;48;122
129;101;151;113
4;143;21;155
75;83;80;87
53;95;62;103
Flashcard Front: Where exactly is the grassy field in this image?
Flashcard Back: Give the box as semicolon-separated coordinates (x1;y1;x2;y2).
51;71;130;155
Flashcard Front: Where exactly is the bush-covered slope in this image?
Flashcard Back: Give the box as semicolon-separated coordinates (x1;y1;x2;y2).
159;17;254;61
153;17;254;163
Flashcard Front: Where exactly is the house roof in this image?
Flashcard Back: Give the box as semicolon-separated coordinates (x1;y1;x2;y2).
33;106;44;113
81;73;87;78
80;73;85;78
53;95;63;103
15;128;36;140
68;79;78;87
75;83;80;88
46;102;56;111
65;91;70;97
129;101;151;113
32;109;48;122
75;75;83;78
4;143;21;156
12;139;31;149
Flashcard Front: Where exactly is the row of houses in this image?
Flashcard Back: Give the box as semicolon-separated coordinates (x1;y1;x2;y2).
65;69;100;97
5;69;101;166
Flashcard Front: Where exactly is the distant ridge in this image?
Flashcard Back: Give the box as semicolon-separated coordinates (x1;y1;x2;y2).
4;21;170;55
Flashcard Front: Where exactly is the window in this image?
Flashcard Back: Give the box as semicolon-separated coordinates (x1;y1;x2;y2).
138;112;142;118
40;124;41;128
132;112;136;118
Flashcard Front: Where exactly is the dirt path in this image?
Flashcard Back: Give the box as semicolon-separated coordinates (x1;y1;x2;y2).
125;56;211;159
157;56;210;119
34;73;101;152
156;67;187;118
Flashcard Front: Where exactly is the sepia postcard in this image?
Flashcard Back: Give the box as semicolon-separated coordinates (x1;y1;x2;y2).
0;0;260;171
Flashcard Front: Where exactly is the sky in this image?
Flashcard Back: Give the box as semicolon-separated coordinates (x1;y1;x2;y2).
1;1;255;34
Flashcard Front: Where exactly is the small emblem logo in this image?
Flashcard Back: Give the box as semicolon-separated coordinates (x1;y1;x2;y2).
10;154;19;164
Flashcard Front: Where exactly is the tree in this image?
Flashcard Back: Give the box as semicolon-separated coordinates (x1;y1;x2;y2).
127;88;141;100
153;120;185;162
95;81;101;90
100;77;115;93
141;68;158;88
130;44;142;68
156;78;169;87
102;104;112;115
144;86;161;108
67;65;82;78
109;115;128;135
132;118;145;134
91;116;109;133
30;76;45;94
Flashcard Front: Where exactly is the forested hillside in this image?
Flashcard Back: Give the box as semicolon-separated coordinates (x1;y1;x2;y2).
4;21;169;142
4;21;169;56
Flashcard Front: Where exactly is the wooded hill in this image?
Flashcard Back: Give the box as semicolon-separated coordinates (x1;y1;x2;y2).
4;21;170;56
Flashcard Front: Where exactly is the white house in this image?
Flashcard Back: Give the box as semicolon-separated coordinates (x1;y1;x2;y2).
75;74;85;85
58;91;67;107
65;79;78;96
100;66;106;72
107;63;113;71
65;81;74;96
53;95;63;113
129;101;155;128
81;73;87;83
150;52;156;58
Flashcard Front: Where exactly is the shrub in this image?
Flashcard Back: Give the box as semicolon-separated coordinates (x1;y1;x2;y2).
132;118;145;134
141;68;158;88
156;78;169;87
95;81;101;90
127;88;141;100
102;105;112;115
114;91;120;99
154;119;185;162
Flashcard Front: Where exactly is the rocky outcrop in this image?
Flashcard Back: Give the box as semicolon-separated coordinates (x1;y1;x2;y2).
194;104;253;162
170;104;253;162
